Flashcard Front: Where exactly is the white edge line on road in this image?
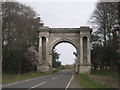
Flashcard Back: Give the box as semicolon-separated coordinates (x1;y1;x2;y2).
27;81;47;90
2;77;39;87
65;74;74;90
2;75;51;87
52;76;58;80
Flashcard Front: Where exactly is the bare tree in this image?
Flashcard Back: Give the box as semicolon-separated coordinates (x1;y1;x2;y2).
2;2;42;73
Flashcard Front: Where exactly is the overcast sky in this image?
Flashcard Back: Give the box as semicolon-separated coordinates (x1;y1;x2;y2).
17;0;97;65
18;1;97;28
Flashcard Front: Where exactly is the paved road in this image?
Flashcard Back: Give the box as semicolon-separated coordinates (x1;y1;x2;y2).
2;69;74;90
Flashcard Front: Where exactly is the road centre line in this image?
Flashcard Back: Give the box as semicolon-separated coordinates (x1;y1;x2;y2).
27;81;47;90
52;76;59;80
60;74;64;77
65;74;74;90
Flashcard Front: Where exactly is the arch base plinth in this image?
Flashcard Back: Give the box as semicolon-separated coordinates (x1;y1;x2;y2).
79;65;91;74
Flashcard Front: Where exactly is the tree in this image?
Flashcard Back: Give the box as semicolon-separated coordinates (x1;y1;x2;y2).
89;2;118;46
52;49;61;68
23;46;39;73
89;2;120;72
2;2;42;73
73;52;77;57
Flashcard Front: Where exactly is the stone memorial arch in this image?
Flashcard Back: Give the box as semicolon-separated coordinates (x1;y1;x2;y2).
37;26;91;73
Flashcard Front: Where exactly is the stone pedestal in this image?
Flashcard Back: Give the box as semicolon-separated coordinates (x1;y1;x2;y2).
79;65;91;73
75;64;78;73
37;62;51;72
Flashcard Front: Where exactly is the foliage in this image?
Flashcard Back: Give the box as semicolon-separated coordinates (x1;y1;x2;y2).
52;49;61;68
89;2;118;46
73;52;77;57
23;46;39;73
91;71;119;79
89;2;120;72
2;2;42;73
91;45;119;72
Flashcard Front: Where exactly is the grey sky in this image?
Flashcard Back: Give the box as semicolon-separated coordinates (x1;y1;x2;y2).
17;1;97;65
20;2;97;28
54;43;77;65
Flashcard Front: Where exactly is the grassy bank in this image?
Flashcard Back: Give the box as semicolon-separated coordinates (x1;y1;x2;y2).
2;72;51;84
2;68;63;84
75;73;108;88
89;71;119;88
91;71;119;79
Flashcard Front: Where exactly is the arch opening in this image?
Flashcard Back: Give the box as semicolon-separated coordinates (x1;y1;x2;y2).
42;36;46;61
51;41;77;69
83;36;87;64
52;41;78;52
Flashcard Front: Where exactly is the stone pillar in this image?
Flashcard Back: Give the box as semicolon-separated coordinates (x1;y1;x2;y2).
38;36;42;52
40;36;44;61
37;36;50;72
38;36;42;62
79;36;91;73
80;37;83;65
75;64;78;73
79;37;83;73
46;37;49;63
49;48;53;67
43;37;50;72
37;36;42;70
75;58;78;73
87;37;91;64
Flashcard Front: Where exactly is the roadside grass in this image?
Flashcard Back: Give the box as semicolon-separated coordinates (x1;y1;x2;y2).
75;73;108;88
2;68;63;84
2;72;51;84
91;71;119;79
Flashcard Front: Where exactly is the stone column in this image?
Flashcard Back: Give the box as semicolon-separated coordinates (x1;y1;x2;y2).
75;58;78;73
38;36;42;62
45;37;51;71
79;37;83;73
79;36;91;73
87;37;91;64
37;36;42;71
80;37;83;65
38;36;42;52
46;37;49;63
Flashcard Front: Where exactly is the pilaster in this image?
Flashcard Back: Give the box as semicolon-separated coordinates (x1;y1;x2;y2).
87;37;91;64
80;37;83;65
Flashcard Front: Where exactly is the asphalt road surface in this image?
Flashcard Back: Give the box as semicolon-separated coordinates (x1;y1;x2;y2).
2;69;74;90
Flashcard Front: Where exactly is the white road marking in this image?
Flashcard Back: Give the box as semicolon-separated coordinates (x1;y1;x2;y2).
2;75;51;87
27;81;47;90
52;76;58;80
60;74;64;77
65;74;74;90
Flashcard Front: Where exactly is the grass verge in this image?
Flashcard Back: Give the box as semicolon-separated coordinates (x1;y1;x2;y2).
75;73;108;88
2;69;62;85
91;71;119;79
